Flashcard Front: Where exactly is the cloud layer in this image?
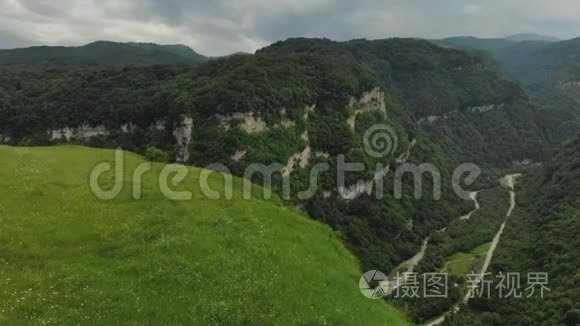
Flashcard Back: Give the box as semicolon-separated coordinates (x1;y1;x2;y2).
0;0;579;56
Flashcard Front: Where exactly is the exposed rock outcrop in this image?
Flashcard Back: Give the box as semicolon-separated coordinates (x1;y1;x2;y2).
51;120;166;142
418;103;504;125
338;137;416;200
216;112;268;134
283;146;312;176
512;158;533;167
559;81;580;89
418;111;458;125
277;108;296;128
153;120;166;131
396;139;417;164
50;125;110;141
303;104;316;120
174;115;193;163
231;150;247;162
217;105;316;134
338;165;390;200
0;134;10;143
466;103;505;113
347;87;387;130
120;123;137;133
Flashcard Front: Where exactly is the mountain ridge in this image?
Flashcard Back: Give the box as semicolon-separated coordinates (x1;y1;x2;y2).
504;33;560;42
0;41;208;66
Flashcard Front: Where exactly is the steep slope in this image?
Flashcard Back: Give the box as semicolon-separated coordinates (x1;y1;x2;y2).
0;145;408;325
501;37;580;86
434;37;517;59
260;38;567;165
1;37;576;277
435;36;580;87
1;37;563;165
443;135;580;325
0;41;208;66
433;36;580;155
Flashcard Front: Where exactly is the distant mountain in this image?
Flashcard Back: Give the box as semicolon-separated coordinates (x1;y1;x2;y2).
433;36;518;68
505;33;560;42
434;36;580;86
505;37;580;85
208;51;253;60
0;41;208;66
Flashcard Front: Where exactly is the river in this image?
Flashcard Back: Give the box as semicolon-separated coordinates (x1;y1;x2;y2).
385;190;482;296
425;174;521;326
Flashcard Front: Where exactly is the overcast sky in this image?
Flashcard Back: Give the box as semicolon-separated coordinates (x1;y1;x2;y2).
1;0;579;56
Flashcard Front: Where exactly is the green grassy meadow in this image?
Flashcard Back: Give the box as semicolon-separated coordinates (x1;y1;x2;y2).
0;145;408;325
442;242;491;278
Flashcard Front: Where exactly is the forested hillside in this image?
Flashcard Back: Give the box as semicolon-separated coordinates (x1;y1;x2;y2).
444;135;580;325
2;38;573;165
0;41;208;66
433;37;580;164
435;36;580;105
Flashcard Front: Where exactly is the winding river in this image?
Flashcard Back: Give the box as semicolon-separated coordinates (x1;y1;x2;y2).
425;174;521;326
386;191;482;296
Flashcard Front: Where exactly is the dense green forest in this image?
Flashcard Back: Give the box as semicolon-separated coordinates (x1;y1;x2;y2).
2;38;576;165
435;36;580;109
443;135;580;325
434;36;580;86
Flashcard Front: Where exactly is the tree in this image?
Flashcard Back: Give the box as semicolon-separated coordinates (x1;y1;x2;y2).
145;146;169;163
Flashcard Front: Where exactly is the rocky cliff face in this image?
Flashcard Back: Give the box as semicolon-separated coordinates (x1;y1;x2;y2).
466;103;505;113
347;87;387;130
274;89;388;179
418;103;505;125
559;81;580;89
0;134;10;144
173;115;194;163
50;120;166;142
216;112;268;133
50;125;110;141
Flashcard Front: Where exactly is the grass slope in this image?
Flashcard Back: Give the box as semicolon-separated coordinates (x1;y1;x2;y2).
442;242;491;278
0;145;408;325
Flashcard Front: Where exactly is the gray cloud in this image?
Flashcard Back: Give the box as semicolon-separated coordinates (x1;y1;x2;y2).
0;0;579;56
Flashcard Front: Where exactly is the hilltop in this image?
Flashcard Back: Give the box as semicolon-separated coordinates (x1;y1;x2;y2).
0;41;208;66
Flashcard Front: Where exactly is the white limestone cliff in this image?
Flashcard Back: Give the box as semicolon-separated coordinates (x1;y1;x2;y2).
559;81;580;89
216;112;268;134
0;134;10;143
173;115;193;163
51;125;110;141
347;87;387;130
231;150;247;162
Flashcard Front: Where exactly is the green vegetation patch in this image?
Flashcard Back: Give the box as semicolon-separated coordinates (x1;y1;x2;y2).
0;145;408;325
443;242;491;278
